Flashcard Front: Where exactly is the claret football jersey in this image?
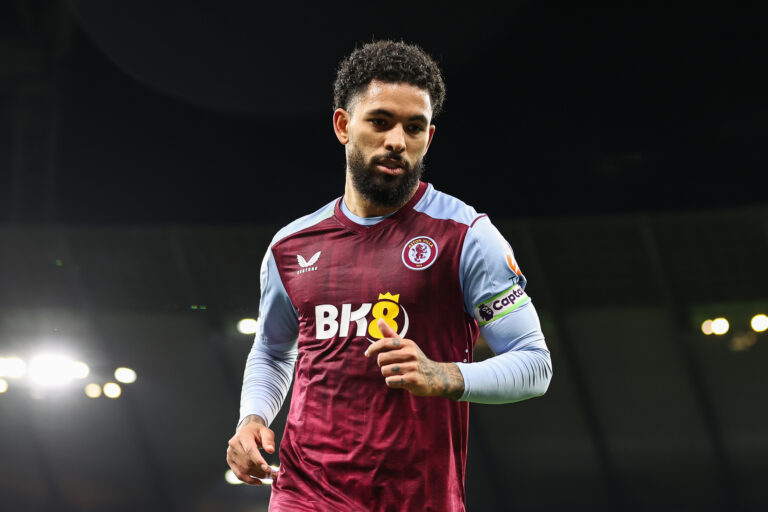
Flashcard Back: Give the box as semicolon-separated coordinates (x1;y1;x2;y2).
242;181;543;511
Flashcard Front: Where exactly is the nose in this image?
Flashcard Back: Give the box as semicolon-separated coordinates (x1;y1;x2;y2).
384;124;406;154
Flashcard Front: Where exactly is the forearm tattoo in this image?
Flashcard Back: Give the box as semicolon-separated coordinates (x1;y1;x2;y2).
420;359;464;400
237;414;264;430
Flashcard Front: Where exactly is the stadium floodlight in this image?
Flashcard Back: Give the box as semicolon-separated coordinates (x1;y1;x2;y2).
0;378;8;393
751;314;768;333
114;367;137;384
225;469;243;485
701;319;714;335
711;317;729;335
237;318;259;335
84;383;102;398
29;354;84;387
0;357;27;379
71;361;90;379
103;382;122;398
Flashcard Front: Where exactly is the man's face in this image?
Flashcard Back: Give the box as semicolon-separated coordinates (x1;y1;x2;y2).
339;80;436;208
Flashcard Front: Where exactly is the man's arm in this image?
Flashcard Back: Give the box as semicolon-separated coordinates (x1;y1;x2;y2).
238;336;297;428
453;215;552;403
456;300;552;403
228;337;296;487
227;248;298;484
364;303;551;403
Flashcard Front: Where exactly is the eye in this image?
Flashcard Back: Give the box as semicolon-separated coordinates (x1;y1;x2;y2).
406;124;425;134
369;118;387;127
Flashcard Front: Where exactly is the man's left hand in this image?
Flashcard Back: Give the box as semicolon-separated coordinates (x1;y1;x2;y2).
364;318;465;399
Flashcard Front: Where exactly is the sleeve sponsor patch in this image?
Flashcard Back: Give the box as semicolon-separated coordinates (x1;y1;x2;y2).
474;284;529;326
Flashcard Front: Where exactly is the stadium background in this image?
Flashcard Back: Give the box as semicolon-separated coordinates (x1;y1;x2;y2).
1;2;766;511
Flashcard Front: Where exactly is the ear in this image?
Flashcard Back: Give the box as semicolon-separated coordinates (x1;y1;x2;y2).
424;124;436;153
333;108;350;145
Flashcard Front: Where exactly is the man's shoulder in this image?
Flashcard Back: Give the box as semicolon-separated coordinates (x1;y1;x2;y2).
270;198;339;247
414;183;484;227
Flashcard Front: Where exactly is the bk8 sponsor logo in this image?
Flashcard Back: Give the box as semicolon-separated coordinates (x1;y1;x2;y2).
315;292;409;341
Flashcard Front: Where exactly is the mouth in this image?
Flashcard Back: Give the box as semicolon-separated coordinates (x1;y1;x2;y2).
375;159;406;176
376;164;403;176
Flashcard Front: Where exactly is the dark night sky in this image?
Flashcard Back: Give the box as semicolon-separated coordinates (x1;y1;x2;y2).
3;2;766;225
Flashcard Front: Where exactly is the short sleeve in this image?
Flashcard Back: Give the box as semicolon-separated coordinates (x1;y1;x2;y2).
460;216;529;324
255;247;299;352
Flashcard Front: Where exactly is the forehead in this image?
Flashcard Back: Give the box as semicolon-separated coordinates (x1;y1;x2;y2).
352;80;433;119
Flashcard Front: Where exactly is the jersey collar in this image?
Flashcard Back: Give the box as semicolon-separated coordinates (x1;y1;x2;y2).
334;181;429;234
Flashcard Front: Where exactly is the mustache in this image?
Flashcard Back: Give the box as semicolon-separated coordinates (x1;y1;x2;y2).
371;153;409;168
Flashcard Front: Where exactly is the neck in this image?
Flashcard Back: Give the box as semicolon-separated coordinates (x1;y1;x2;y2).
343;173;419;218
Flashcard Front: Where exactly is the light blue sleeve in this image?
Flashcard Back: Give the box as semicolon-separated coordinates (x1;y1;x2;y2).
455;217;552;403
238;248;299;427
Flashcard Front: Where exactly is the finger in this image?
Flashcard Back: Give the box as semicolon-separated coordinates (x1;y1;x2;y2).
226;456;252;480
364;319;402;358
364;339;386;358
227;440;249;465
376;349;412;367
378;319;406;351
366;339;406;358
259;427;276;454
239;433;269;469
365;334;407;358
380;363;403;377
378;318;398;339
228;444;265;477
385;375;408;388
243;433;276;478
227;455;263;485
240;471;264;486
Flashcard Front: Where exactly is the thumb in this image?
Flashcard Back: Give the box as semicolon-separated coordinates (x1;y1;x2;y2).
378;318;397;339
260;427;276;453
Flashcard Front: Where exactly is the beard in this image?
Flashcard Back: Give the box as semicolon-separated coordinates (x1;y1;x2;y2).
347;145;425;209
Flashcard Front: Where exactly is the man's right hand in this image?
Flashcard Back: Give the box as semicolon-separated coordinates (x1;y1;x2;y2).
226;414;279;485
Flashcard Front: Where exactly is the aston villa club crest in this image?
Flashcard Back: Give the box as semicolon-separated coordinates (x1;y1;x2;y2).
402;236;438;271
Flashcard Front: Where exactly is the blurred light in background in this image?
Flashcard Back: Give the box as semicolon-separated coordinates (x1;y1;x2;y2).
711;317;729;335
730;332;758;352
701;319;714;335
237;318;259;335
103;382;122;398
1;353;139;398
751;314;768;333
224;469;243;485
71;361;90;379
114;367;137;384
84;383;102;398
0;357;27;379
29;354;89;387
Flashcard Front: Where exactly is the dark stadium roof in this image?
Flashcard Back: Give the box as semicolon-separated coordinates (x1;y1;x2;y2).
1;1;765;226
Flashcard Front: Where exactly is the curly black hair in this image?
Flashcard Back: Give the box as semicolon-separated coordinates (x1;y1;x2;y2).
333;40;446;118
